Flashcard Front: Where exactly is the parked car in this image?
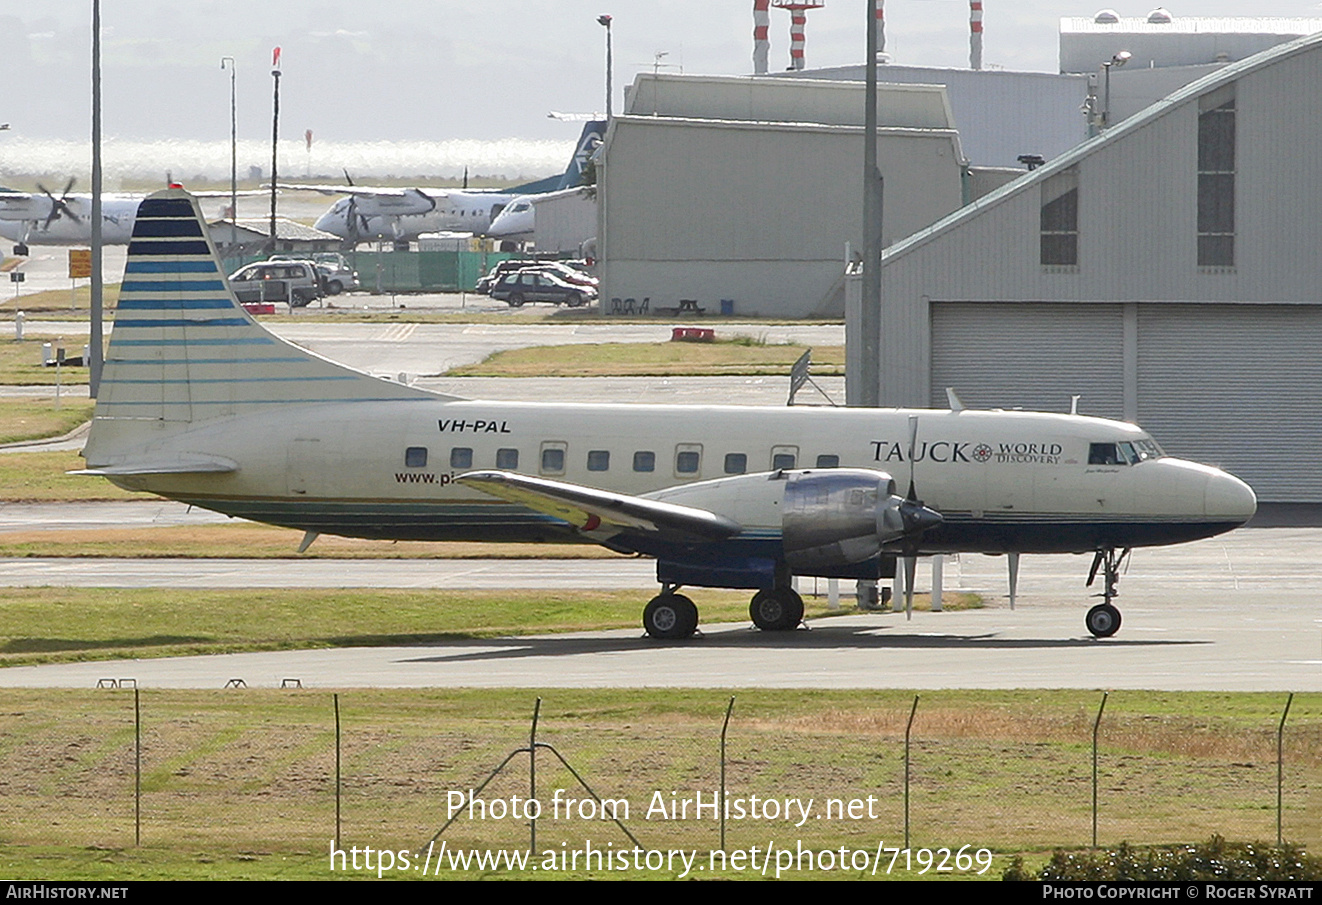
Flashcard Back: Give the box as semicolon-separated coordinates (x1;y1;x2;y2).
522;261;599;294
475;259;534;295
488;270;591;307
228;260;323;307
269;253;360;295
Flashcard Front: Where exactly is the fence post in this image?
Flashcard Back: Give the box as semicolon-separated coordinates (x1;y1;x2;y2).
334;693;342;850
904;695;919;850
1092;691;1108;849
134;687;141;847
720;696;735;853
529;698;542;855
1277;692;1293;846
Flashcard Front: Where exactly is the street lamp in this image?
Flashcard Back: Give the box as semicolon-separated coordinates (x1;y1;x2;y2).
220;57;236;252
1101;50;1131;130
597;14;613;118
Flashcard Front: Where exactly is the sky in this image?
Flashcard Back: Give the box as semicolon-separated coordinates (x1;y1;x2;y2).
2;1;1321;176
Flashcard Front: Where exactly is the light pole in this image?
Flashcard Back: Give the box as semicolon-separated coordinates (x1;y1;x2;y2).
90;0;103;397
597;14;613;118
220;56;236;252
269;47;281;253
1102;50;1131;130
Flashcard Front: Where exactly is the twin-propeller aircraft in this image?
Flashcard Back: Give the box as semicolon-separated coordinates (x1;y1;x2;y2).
79;191;1257;640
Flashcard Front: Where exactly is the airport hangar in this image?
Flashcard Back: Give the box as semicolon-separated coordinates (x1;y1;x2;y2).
846;31;1322;506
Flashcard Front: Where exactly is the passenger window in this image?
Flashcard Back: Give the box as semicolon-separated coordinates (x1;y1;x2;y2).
676;451;700;474
496;448;519;469
724;453;747;474
450;447;473;469
587;450;610;472
816;454;840;468
541;447;565;475
772;453;797;470
633;451;655;472
405;447;428;468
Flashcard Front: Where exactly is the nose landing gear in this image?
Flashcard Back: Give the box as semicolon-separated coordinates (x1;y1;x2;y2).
1085;547;1130;638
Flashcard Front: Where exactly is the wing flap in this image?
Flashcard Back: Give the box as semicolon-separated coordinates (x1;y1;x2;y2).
457;470;741;541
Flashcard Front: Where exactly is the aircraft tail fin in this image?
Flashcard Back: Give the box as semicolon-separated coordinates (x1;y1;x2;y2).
84;189;445;467
512;120;605;194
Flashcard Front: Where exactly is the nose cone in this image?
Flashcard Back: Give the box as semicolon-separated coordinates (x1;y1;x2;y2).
1205;469;1257;524
314;209;343;237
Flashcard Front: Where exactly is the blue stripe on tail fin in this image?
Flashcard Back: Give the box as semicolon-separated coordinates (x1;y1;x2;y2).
85;189;449;466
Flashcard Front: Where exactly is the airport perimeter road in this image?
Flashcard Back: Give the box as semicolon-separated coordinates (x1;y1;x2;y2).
0;527;1318;691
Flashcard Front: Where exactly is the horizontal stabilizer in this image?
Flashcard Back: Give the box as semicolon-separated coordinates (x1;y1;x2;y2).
458;470;742;541
70;454;238;476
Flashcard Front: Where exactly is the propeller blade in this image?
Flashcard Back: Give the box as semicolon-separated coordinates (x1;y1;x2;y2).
903;555;916;620
906;414;920;501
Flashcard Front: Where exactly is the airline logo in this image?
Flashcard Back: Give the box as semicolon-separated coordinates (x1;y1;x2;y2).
872;440;1066;466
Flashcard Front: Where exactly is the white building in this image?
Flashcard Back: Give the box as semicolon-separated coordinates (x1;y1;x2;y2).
596;73;967;317
855;32;1322;502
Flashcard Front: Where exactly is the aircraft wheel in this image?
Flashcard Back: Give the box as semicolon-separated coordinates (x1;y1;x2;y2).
1085;603;1122;639
14;243;29;257
643;593;698;640
749;588;804;631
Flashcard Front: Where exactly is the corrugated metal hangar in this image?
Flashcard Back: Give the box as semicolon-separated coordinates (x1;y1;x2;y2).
597;73;967;317
855;32;1322;503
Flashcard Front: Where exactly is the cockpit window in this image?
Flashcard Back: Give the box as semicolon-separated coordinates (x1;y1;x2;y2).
1088;443;1122;465
1090;439;1166;466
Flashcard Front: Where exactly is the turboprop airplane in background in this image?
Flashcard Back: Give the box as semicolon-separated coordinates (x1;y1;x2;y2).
78;190;1258;641
0;178;260;254
298;120;604;244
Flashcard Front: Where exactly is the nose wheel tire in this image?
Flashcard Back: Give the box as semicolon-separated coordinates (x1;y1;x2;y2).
749;588;805;632
643;593;698;640
1085;603;1121;638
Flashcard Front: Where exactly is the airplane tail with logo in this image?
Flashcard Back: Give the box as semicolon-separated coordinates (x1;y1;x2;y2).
511;120;605;195
81;189;447;474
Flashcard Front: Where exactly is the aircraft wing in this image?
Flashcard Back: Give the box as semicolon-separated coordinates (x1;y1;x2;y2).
277;183;446;200
457;470;742;541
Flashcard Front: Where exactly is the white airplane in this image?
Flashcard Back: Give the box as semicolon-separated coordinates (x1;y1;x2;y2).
300;121;604;244
0;179;257;254
484;194;537;241
79;190;1258;641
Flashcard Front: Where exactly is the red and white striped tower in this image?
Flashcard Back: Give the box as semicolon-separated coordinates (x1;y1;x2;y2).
753;0;771;74
771;0;826;71
875;0;885;57
969;0;984;70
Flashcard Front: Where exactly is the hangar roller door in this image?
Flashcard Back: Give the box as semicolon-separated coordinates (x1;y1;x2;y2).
1138;304;1322;503
930;302;1125;418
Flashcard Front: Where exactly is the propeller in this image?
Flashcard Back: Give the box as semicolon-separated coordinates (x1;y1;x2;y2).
36;178;82;231
899;414;943;619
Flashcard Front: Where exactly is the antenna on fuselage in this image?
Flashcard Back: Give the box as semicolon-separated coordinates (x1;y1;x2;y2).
1071;394;1081;415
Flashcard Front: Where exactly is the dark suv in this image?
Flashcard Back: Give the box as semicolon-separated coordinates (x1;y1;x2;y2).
488;270;590;307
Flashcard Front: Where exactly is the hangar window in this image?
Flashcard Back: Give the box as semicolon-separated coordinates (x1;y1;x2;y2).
450;447;473;469
404;447;428;468
1040;169;1078;267
633;451;655;472
724;453;747;474
587;450;610;471
496;448;519;469
1198;88;1236;268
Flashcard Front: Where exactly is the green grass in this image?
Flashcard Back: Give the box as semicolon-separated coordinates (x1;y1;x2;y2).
0;688;1318;880
0;449;144;500
0;586;970;667
448;340;845;377
0;397;93;443
0;336;94;385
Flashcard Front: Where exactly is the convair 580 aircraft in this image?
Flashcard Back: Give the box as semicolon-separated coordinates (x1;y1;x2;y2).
80;191;1257;640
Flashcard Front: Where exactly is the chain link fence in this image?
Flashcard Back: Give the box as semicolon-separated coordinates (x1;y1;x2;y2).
1;689;1317;869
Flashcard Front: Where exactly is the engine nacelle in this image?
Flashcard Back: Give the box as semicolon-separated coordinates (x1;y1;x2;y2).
783;469;919;572
645;468;941;575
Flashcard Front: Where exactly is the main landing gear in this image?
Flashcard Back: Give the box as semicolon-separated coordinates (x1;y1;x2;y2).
1085;547;1130;639
642;586;698;640
640;583;806;639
